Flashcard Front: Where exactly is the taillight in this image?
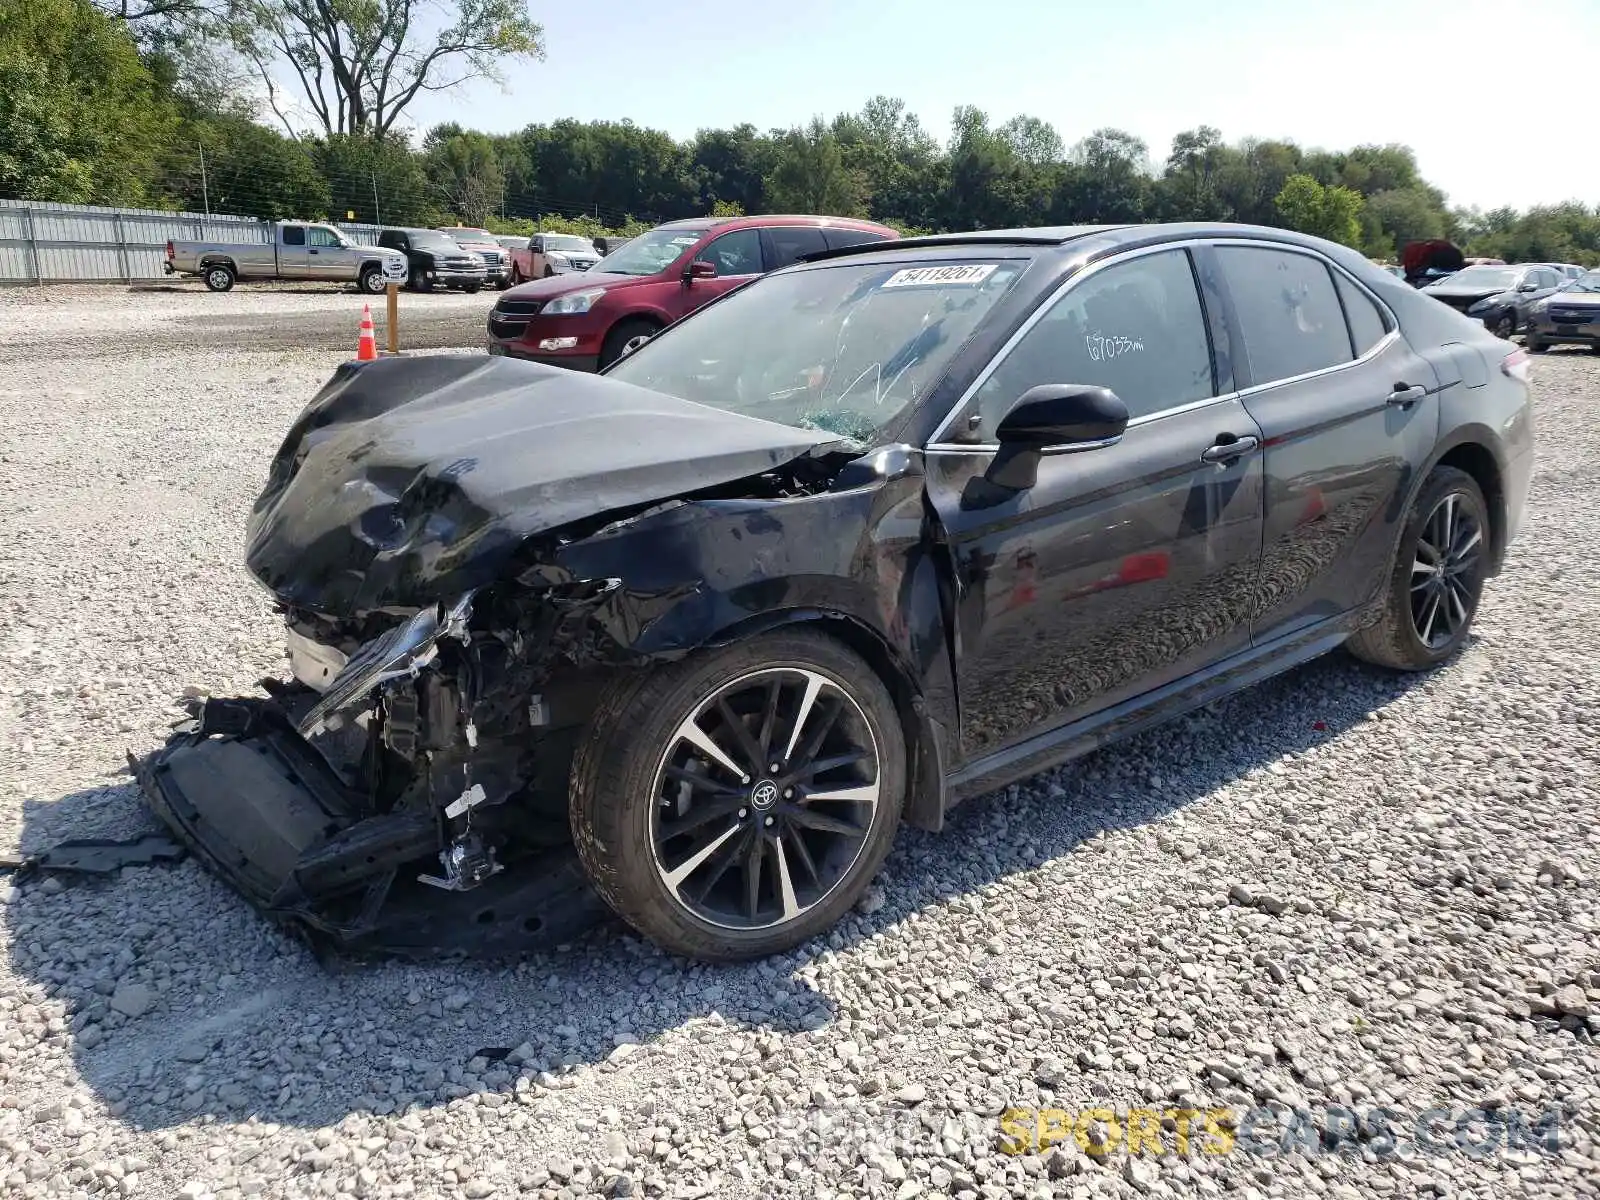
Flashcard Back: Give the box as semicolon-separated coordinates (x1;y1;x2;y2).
1502;348;1531;384
165;240;174;260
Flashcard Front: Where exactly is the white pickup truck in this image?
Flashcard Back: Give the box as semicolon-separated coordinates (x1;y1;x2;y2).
164;222;409;294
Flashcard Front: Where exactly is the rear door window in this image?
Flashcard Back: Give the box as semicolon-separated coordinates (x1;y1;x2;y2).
1333;272;1389;357
1218;247;1353;384
767;226;829;269
281;226;306;247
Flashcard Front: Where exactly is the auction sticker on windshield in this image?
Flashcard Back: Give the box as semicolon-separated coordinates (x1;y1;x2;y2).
881;264;998;289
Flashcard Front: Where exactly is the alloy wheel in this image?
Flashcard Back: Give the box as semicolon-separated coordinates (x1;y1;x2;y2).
650;667;880;931
1410;492;1484;650
622;332;652;356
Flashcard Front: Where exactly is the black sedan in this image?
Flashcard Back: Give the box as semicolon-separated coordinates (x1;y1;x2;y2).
1466;264;1571;337
137;224;1535;962
1523;269;1600;353
1422;263;1566;320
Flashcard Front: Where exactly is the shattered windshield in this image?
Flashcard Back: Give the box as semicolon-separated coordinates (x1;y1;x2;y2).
604;259;1025;444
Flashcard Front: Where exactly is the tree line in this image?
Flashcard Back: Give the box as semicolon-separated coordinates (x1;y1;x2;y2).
3;0;1598;266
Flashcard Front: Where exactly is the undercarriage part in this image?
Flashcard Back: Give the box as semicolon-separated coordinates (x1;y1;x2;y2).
0;832;188;880
131;695;610;960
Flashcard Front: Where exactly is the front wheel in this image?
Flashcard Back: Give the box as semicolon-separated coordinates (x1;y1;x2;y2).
462;282;482;294
570;629;905;961
1347;466;1490;671
599;317;659;369
408;266;432;293
359;265;387;295
1491;311;1515;339
1525;331;1546;353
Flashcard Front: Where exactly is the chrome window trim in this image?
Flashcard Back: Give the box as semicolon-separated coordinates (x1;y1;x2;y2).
925;235;1403;449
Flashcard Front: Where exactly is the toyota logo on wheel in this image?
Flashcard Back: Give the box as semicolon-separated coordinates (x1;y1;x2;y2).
750;781;779;809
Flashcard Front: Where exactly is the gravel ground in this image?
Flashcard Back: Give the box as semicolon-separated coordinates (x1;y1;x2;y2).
1;287;1597;1200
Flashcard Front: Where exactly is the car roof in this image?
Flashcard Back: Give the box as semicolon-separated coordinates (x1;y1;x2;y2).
796;221;1392;267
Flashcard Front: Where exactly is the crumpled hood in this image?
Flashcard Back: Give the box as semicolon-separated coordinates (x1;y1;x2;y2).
246;355;844;616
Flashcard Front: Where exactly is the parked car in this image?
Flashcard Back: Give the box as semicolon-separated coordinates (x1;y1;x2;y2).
436;227;512;288
376;228;487;293
164;222;404;294
506;232;604;284
1553;263;1587;281
1422;263;1564;318
593;235;634;257
486;215;899;370
138;222;1533;963
1522;269;1600;353
1460;264;1569;336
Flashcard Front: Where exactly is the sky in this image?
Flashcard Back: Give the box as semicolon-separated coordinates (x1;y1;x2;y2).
401;0;1600;214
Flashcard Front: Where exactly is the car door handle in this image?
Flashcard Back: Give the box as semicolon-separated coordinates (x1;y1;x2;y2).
1199;434;1260;464
1387;383;1427;406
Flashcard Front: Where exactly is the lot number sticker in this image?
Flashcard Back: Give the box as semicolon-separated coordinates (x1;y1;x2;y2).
881;264;997;289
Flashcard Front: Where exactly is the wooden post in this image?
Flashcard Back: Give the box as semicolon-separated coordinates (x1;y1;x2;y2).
385;282;399;354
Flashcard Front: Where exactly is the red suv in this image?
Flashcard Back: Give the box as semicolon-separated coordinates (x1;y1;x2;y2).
485;214;899;371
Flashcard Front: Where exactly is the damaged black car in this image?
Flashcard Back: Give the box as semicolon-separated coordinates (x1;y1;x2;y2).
136;225;1534;962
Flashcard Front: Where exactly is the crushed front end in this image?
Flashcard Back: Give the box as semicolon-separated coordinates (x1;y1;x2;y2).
132;583;639;957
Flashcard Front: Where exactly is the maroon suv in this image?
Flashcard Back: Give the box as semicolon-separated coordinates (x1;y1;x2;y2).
485;214;899;371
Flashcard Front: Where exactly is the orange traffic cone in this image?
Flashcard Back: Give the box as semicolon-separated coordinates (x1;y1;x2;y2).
356;304;378;361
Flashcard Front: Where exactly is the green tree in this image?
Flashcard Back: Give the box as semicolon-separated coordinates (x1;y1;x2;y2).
170;115;328;219
423;126;505;225
763;118;864;216
234;0;544;137
0;0;177;202
1364;187;1446;253
1274;174;1365;247
314;134;435;225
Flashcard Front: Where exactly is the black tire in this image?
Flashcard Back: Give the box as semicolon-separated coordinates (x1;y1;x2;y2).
1525;331;1546;353
462;282;482;294
599;317;660;369
542;266;555;279
508;266;523;286
408;266;432;293
203;263;235;293
1492;311;1515;339
495;276;513;291
570;629;905;961
358;265;387;295
1347;466;1490;671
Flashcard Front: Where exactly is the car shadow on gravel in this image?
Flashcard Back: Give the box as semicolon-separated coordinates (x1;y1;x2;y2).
6;643;1439;1131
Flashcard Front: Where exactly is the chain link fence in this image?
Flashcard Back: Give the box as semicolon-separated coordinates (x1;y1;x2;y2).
0;199;387;285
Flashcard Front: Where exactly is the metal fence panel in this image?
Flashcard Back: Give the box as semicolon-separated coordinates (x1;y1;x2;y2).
0;199;395;284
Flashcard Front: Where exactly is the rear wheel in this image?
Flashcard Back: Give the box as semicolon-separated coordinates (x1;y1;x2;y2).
203;264;235;293
1348;466;1490;671
600;317;660;368
570;629;905;961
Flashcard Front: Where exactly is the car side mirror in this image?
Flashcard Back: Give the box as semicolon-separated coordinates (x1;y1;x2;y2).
685;260;717;283
984;384;1129;491
1517;281;1539;292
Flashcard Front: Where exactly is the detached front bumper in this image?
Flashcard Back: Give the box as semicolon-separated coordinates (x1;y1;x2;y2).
133;698;607;958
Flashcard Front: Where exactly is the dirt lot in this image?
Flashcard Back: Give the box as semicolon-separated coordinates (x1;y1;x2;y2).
0;286;1597;1200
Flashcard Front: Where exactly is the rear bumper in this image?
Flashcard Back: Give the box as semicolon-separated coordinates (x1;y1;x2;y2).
132;694;608;958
